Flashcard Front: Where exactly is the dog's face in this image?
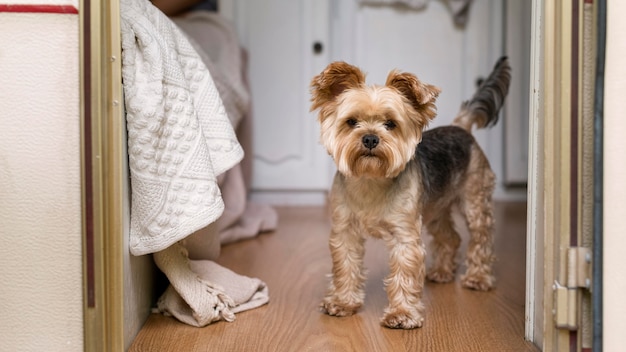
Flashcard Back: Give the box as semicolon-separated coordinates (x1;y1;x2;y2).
310;62;441;179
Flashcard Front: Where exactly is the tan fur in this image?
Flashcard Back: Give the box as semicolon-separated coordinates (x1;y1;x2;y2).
310;60;508;329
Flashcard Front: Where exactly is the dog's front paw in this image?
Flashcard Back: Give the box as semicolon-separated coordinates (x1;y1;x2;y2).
461;273;495;291
381;308;424;329
320;297;361;317
427;268;455;283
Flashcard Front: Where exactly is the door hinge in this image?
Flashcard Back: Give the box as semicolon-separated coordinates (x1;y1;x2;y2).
553;247;592;330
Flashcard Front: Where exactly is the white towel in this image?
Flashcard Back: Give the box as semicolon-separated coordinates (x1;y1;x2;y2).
120;0;243;256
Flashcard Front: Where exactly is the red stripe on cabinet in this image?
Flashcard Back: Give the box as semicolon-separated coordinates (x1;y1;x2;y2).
0;4;78;14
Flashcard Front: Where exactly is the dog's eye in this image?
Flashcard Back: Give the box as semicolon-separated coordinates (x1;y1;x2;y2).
346;118;358;127
384;120;397;130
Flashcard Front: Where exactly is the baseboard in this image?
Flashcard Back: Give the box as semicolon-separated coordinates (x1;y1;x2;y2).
250;187;527;206
249;190;329;206
494;184;528;202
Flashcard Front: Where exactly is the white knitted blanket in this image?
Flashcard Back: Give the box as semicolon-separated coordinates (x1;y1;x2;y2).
120;0;243;256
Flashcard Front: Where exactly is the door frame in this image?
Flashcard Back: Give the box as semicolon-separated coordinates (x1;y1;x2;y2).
80;0;125;350
83;0;600;350
526;0;598;350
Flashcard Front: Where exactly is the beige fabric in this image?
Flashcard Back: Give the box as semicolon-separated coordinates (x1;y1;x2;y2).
173;11;249;128
153;242;268;327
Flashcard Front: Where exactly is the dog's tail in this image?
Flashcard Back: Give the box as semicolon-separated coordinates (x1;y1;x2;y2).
453;56;511;132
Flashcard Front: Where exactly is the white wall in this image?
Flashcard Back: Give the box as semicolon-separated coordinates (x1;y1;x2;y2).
2;0;77;6
603;1;626;349
0;9;83;352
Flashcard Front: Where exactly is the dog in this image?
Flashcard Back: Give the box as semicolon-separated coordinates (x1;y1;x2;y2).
309;57;511;329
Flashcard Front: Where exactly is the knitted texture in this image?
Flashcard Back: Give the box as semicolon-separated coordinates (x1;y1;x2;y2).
121;0;243;255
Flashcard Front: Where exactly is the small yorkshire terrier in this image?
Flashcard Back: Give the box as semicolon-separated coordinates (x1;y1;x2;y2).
310;57;511;329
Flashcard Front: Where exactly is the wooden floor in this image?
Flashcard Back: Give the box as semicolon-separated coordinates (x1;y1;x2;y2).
130;202;539;352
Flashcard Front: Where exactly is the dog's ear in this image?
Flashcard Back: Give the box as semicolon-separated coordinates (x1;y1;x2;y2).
310;61;366;111
385;71;441;123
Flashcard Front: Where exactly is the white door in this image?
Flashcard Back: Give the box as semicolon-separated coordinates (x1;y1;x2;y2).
227;0;333;204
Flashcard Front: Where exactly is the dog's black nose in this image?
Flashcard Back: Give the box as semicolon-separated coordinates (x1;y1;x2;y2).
362;134;379;149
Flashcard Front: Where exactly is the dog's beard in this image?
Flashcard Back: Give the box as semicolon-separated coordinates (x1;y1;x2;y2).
333;140;411;179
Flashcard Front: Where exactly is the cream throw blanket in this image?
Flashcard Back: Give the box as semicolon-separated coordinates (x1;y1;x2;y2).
121;0;268;326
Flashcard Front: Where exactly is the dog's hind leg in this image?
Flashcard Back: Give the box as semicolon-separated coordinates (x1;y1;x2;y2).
459;152;496;291
426;209;461;283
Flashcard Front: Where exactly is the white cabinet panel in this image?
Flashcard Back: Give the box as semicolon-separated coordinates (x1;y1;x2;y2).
233;0;332;192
